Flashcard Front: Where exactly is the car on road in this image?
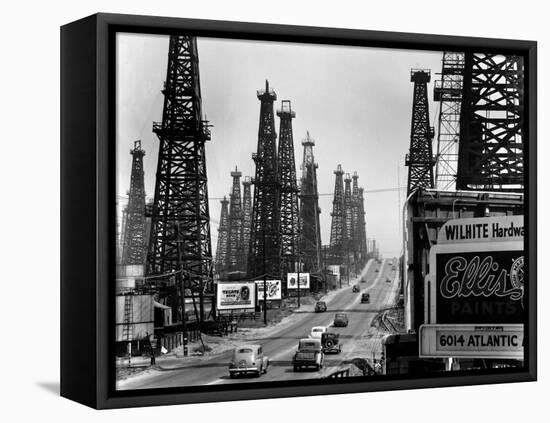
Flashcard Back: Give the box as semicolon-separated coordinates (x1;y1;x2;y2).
360;277;366;283
309;326;327;339
314;301;327;313
293;338;324;371
375;269;379;273
228;345;269;378
386;277;392;283
361;293;370;304
321;332;342;354
333;312;349;327
352;284;360;293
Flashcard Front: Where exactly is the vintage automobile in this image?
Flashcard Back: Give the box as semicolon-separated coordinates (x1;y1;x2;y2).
314;300;327;313
386;277;392;283
360;277;366;283
352;284;360;293
361;293;370;303
309;326;327;339
293;338;324;371
228;345;269;378
375;268;379;273
321;332;342;354
333;312;349;327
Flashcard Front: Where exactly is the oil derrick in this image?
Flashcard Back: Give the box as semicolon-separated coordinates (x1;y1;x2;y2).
358;187;367;266
329;164;345;264
226;167;244;272
121;140;147;265
241;177;253;274
343;174;354;271
456;54;524;192
434;52;464;190
350;172;361;272
405;69;435;196
215;196;229;276
299;131;322;274
147;36;213;321
249;80;280;278
277;100;300;275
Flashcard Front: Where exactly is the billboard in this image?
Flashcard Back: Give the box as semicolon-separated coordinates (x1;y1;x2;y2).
287;273;310;289
426;216;524;325
255;280;282;302
420;216;525;359
216;282;256;310
419;324;524;359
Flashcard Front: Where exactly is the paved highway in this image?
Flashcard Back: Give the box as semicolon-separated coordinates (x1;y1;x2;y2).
118;258;398;390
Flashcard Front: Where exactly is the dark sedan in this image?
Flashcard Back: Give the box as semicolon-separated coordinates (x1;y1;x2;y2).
333;312;349;327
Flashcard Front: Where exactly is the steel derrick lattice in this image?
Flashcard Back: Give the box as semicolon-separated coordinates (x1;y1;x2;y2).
147;35;213;294
343;173;354;270
215;196;229;276
277;100;300;275
329;164;345;264
351;172;361;271
226;167;245;272
456;53;524;192
434;52;464;190
241;176;253;275
248;80;281;279
358;187;367;264
406;69;436;196
299;131;322;274
121;140;147;265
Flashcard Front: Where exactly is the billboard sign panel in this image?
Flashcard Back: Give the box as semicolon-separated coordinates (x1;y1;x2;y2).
216;282;256;310
255;280;282;302
287;273;310;289
426;216;524;325
419;324;524;359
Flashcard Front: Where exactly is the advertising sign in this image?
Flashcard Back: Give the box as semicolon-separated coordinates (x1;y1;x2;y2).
216;282;256;310
255;280;282;302
419;324;524;359
437;215;524;245
287;273;310;289
426;216;524;325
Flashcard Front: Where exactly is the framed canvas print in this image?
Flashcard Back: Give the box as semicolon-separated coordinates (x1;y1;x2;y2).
60;13;537;409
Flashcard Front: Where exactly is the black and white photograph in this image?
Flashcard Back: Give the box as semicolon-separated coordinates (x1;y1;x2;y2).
113;32;526;391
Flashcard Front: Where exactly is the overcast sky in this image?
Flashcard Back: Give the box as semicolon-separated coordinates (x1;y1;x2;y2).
116;33;443;258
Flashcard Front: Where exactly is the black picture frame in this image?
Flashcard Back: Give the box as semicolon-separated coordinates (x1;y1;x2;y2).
60;12;537;409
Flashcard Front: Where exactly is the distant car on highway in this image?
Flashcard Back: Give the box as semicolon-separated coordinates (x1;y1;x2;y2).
229;345;269;378
333;312;349;327
314;301;327;313
293;338;324;371
361;293;370;304
386;277;392;283
352;284;360;293
309;326;328;339
375;269;379;273
360;277;366;283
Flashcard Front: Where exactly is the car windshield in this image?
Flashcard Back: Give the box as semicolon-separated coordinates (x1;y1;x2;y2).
317;302;326;306
312;328;324;332
236;348;253;354
335;314;346;318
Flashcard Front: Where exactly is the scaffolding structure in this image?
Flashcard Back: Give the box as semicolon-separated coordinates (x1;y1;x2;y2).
215;196;229;276
299;131;322;274
405;69;435;196
226;167;244;272
456;54;524;192
277;100;300;276
329;164;345;264
248;80;280;278
147;35;213;321
121;141;147;265
433;52;464;190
